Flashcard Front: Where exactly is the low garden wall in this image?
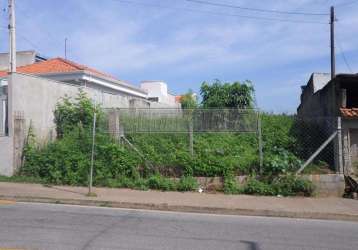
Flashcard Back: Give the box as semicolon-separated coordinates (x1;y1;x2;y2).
193;174;345;197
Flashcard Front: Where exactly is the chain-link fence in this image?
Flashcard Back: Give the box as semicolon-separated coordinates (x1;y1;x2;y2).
102;108;259;133
288;116;338;173
95;108;263;177
94;109;341;176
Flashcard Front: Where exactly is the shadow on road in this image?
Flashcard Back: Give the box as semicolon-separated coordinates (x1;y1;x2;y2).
241;240;261;250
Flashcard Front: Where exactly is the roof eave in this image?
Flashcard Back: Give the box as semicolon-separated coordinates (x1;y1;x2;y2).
83;70;147;94
82;74;148;98
37;70;148;97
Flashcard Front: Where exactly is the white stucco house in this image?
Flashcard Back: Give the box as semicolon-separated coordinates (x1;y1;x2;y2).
0;51;180;176
140;80;178;106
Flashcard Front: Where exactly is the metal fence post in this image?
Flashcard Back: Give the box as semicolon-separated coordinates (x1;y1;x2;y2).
337;116;344;174
188;110;194;156
88;99;97;196
257;111;263;174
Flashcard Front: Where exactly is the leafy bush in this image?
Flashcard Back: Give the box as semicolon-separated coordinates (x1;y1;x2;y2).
200;80;255;109
241;175;314;197
271;174;314;197
223;175;240;194
261;113;296;151
147;175;177;191
263;147;302;175
21;127;142;186
180;90;198;109
242;177;275;196
54;90;102;138
128;132;258;177
177;176;198;191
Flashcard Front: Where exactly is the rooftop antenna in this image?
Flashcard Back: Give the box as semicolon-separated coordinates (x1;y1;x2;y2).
8;0;16;73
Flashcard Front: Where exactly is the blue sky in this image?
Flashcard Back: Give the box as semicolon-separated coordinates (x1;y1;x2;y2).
0;0;357;113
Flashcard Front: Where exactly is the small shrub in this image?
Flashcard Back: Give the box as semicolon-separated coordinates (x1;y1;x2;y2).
54;90;102;138
263;148;302;175
177;176;198;191
104;177;133;189
133;178;149;191
272;174;314;197
147;175;177;191
261;113;295;151
242;177;275;196
223;175;240;194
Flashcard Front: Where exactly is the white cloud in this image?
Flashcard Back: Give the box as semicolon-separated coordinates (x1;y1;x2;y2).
3;0;357;112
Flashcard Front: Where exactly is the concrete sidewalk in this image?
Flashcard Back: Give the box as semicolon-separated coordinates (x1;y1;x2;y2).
0;182;357;221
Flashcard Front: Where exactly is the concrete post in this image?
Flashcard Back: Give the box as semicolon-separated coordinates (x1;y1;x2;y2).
8;0;17;73
189;121;194;156
0;94;6;136
257;112;263;174
108;109;123;143
13;111;25;173
336;117;344;174
342;128;352;174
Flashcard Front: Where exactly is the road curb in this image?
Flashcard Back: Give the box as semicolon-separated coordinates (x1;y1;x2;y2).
1;195;357;222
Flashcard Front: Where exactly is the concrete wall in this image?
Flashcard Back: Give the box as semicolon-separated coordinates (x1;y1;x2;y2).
342;120;358;174
0;51;37;71
8;73;152;140
0;136;13;176
0;73;180;176
302;174;345;197
140;81;180;108
0;94;6;135
173;174;345;197
10;74;79;140
298;80;338;118
349;129;358;173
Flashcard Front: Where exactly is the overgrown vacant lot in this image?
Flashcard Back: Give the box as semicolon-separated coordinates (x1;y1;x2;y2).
13;87;327;196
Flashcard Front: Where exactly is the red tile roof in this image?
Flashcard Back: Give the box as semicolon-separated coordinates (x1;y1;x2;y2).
340;108;358;118
175;95;182;103
0;58;117;80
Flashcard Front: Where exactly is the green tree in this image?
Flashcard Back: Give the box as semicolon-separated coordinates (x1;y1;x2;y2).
180;90;198;109
200;80;255;108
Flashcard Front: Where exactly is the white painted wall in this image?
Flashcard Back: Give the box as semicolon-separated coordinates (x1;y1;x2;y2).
140;81;180;108
0;80;7;135
8;73;152;140
0;73;181;176
0;137;13;176
0;51;37;71
140;81;167;101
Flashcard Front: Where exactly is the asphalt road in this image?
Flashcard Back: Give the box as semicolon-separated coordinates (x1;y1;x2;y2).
0;202;358;250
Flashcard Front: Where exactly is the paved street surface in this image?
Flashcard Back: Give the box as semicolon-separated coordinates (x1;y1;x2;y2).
1;182;358;221
0;202;358;250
